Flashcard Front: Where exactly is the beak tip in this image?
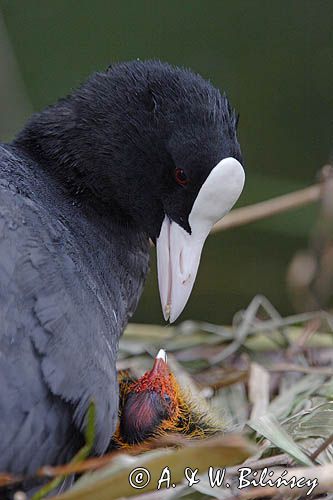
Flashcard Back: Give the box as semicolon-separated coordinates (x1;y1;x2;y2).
163;303;171;322
169;302;185;324
156;348;167;363
163;306;179;324
168;312;176;324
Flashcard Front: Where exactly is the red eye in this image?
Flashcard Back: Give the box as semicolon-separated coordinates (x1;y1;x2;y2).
175;168;188;186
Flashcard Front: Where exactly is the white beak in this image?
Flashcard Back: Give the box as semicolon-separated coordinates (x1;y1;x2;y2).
156;157;245;323
156;348;167;362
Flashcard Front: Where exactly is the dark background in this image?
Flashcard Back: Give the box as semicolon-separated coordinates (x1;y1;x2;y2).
0;0;332;324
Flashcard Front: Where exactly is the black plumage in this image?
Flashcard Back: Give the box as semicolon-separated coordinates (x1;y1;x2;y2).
0;60;242;477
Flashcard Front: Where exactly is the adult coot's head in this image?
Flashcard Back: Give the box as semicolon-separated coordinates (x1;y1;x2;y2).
16;60;245;322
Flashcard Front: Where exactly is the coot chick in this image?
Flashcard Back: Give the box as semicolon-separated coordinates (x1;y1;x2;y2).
115;349;220;446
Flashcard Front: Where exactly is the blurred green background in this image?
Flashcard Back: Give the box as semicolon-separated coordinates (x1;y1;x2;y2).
0;0;332;324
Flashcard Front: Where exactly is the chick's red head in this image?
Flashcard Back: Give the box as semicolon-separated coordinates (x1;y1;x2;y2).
120;349;178;444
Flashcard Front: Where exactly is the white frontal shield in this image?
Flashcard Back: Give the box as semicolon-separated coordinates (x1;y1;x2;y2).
157;157;245;322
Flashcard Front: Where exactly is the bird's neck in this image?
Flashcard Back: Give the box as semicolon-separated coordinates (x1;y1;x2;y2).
13;98;137;227
14;98;101;192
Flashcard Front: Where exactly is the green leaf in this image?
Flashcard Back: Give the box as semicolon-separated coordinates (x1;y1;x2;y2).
248;413;313;466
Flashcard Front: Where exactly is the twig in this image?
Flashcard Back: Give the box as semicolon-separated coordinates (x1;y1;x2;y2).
286;318;321;361
245;310;333;335
37;450;128;478
212;184;321;233
210;295;285;365
0;473;20;487
310;433;333;462
37;435;184;478
268;363;333;376
210;296;263;364
227;453;292;474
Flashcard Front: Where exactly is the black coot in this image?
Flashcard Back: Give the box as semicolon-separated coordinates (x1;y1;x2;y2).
0;60;244;475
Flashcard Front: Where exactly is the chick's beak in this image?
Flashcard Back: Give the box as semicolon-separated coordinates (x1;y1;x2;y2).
147;349;169;379
157;157;245;323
